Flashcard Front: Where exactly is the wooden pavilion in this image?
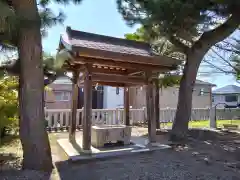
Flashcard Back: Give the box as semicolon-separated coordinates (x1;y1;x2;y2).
58;26;182;152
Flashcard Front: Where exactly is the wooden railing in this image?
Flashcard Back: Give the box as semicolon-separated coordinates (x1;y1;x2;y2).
44;108;240;131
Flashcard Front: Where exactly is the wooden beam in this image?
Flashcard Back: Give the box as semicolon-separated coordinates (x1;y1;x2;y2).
154;80;160;129
91;73;146;85
65;63;137;75
124;87;130;126
74;57;176;72
78;80;126;87
128;71;143;76
74;46;182;67
145;72;156;143
69;70;80;142
91;67;129;75
82;64;92;152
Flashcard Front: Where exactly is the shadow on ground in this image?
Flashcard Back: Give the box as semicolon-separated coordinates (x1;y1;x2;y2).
0;153;21;169
0;135;19;147
0;129;240;180
0;152;53;180
165;129;240;169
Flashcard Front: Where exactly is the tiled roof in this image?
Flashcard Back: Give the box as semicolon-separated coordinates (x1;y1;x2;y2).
60;26;152;57
213;85;240;94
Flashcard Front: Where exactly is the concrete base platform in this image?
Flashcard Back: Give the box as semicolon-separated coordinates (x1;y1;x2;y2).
57;135;171;162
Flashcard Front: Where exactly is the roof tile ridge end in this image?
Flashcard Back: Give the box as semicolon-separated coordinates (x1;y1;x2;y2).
67;27;151;49
66;26;72;39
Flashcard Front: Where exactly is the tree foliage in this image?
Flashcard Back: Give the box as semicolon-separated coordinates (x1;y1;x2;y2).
230;42;240;80
0;0;83;171
0;73;18;139
0;52;67;86
0;0;82;49
125;26;182;87
0;0;79;85
160;74;181;88
124;27;149;42
117;0;240;139
117;0;239;53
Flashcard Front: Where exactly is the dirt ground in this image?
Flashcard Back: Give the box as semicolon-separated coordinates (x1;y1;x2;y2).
0;128;240;180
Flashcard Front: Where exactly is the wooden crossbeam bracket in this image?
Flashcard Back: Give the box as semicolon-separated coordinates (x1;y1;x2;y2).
74;57;173;72
75;47;182;67
78;81;137;87
91;73;146;85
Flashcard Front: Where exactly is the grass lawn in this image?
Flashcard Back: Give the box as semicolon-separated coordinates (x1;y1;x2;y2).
161;120;240;129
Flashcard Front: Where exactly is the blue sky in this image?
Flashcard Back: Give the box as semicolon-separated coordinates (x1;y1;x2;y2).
42;0;237;89
42;0;138;52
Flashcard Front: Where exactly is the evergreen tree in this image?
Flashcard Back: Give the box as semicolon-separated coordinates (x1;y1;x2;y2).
125;27;182;87
0;0;82;171
117;0;240;140
230;41;240;81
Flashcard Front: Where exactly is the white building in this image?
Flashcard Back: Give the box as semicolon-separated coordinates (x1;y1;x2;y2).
45;77;125;109
103;87;124;109
46;77;215;109
212;85;240;108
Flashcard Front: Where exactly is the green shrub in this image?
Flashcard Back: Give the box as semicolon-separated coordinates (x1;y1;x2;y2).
0;76;18;138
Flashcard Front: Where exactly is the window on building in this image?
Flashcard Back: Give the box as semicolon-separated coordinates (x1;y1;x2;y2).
199;88;204;96
116;87;119;95
54;91;71;101
225;95;237;102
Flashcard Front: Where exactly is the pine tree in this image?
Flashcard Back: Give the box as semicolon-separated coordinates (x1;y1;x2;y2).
0;0;82;171
117;0;240;140
231;41;240;81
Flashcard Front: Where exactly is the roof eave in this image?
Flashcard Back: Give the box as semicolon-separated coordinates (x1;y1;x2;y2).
60;34;72;51
212;92;240;95
71;45;182;68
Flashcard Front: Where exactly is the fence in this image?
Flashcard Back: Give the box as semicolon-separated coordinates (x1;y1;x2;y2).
45;108;240;130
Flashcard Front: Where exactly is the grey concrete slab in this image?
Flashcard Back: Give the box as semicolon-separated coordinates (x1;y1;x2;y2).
57;132;171;163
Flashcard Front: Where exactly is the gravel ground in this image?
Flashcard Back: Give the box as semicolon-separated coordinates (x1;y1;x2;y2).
1;150;239;180
55;150;240;180
1;129;240;180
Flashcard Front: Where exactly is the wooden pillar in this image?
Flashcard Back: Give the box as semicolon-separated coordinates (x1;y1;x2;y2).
154;80;160;129
82;65;92;151
69;70;80;142
145;72;156;143
124;87;130;126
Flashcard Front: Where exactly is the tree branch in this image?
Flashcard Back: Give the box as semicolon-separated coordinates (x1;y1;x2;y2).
211;48;239;72
193;13;240;50
0;61;64;86
169;35;189;53
202;58;234;75
214;44;240;55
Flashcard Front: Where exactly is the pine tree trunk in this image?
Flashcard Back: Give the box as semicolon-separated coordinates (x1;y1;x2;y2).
170;13;239;141
13;0;53;171
171;52;203;140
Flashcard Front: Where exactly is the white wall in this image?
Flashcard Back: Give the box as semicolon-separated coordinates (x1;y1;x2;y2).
130;84;212;109
212;94;240;108
103;86;124;109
